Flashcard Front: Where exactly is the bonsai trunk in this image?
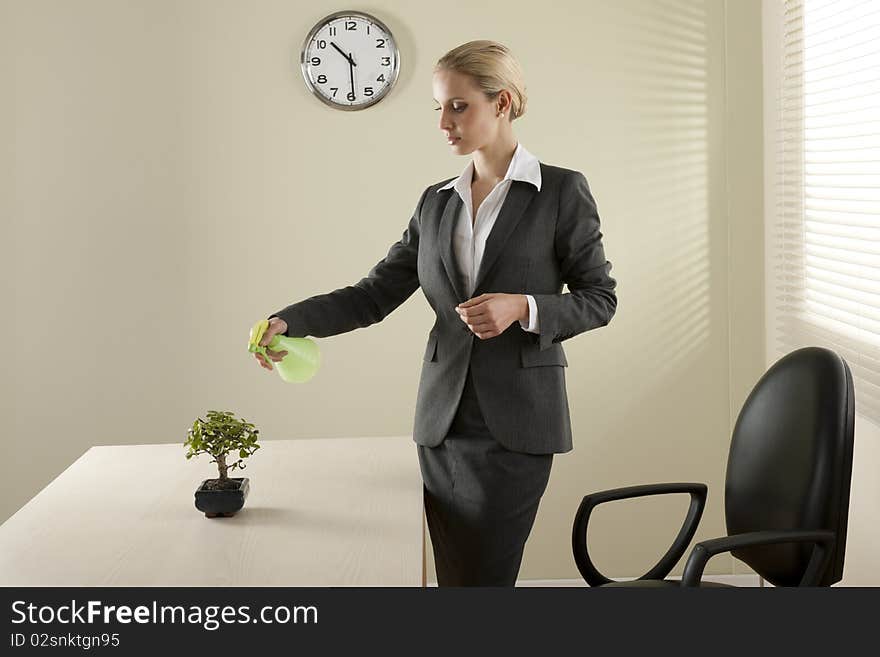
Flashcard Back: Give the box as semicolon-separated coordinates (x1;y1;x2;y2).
216;453;229;481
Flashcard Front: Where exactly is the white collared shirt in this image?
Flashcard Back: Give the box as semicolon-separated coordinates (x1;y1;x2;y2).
437;142;541;334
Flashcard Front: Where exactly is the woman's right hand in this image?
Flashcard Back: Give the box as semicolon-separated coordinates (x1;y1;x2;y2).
254;317;289;371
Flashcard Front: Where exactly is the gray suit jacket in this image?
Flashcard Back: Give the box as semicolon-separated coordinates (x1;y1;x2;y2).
270;163;617;454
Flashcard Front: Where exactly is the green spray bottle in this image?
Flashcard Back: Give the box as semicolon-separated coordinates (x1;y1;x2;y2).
248;318;320;383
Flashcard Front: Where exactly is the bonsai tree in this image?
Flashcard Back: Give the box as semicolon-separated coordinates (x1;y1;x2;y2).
185;410;261;490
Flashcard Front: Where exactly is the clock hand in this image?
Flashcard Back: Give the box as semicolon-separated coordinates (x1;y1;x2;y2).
330;41;347;61
330;41;356;67
348;54;355;98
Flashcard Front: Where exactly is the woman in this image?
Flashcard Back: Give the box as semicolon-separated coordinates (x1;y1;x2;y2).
254;40;617;586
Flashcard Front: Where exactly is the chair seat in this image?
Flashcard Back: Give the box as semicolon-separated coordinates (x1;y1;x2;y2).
599;579;736;588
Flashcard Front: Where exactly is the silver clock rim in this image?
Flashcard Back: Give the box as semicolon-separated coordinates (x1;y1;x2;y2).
299;10;401;111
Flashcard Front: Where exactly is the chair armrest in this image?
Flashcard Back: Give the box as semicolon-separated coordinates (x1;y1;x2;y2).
680;529;836;587
572;482;708;586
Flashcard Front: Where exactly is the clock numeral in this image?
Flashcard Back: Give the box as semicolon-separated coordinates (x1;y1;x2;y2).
381;56;391;66
329;26;336;36
376;38;386;48
364;87;374;97
330;87;339;97
377;74;386;82
347;91;356;101
316;74;327;84
367;24;371;35
311;57;321;66
316;40;326;49
345;20;356;30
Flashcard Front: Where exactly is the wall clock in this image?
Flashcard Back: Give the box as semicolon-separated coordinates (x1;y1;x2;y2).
300;10;400;111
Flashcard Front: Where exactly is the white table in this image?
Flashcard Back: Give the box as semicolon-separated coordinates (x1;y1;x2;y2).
0;436;426;586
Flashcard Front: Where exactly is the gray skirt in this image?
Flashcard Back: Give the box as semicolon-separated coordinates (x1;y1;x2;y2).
417;364;553;587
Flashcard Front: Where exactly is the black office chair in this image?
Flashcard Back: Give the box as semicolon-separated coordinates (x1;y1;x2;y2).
572;346;855;587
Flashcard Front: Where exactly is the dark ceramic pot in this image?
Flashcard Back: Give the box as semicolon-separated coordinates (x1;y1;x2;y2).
194;477;249;518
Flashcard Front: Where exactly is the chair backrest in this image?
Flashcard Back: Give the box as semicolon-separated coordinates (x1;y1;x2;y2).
725;346;855;586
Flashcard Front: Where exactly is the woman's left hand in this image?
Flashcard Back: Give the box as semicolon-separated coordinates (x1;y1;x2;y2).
456;293;528;339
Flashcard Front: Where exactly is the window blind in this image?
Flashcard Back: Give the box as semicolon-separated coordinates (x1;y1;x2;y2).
770;0;880;425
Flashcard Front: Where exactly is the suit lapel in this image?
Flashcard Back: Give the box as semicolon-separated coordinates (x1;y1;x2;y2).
472;181;537;294
437;179;538;302
438;191;467;302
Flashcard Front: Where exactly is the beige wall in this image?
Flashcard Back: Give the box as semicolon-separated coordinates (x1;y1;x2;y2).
727;0;765;581
2;0;786;583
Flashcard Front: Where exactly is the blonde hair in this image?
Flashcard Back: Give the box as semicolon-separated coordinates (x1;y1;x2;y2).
433;40;528;122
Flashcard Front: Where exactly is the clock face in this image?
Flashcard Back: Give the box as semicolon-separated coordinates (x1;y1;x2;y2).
300;11;400;110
